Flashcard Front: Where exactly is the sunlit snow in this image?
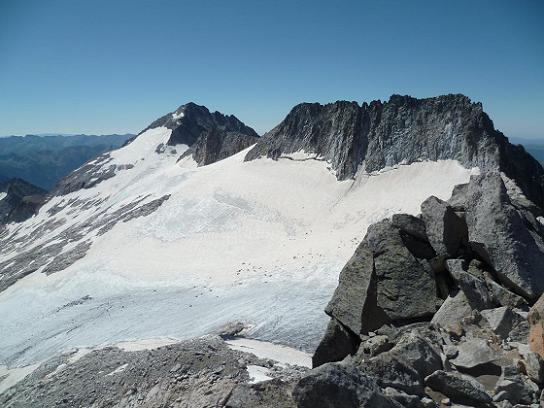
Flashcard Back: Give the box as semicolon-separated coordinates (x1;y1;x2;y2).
0;126;478;372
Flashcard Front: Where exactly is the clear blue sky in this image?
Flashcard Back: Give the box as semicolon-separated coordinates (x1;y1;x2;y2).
0;0;542;138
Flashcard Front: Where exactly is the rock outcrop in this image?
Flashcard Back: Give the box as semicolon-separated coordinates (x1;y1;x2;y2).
296;170;544;407
245;94;544;209
147;102;259;166
0;178;46;224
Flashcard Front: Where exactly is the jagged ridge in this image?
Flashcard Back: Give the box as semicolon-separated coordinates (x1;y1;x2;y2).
245;94;544;209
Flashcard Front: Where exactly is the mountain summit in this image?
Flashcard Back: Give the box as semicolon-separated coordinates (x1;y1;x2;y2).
246;94;544;208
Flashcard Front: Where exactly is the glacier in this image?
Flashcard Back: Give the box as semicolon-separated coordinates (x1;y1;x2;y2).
0;125;478;371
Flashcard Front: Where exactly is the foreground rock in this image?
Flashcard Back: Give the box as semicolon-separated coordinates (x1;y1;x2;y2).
302;171;544;407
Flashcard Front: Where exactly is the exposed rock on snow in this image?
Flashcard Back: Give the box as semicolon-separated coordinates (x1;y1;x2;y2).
0;178;46;224
246;94;544;210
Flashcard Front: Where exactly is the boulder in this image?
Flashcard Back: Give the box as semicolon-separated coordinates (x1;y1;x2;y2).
431;290;473;333
292;363;400;408
363;220;439;322
312;318;359;368
450;339;500;371
446;259;494;311
465;173;544;301
325;244;386;335
481;307;526;340
383;387;428;408
325;219;440;338
424;370;493;405
522;352;544;385
421;196;468;258
493;365;539;405
361;331;442;395
363;353;424;395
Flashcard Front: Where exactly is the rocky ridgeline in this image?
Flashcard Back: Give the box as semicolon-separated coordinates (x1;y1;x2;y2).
245;94;544;209
293;172;544;408
53;103;259;196
0;178;46;224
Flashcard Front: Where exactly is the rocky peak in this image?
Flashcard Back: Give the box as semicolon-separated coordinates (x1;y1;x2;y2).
0;178;46;224
245;94;544;209
145;102;259;148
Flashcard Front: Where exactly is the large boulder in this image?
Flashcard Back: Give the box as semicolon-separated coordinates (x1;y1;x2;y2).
322;217;440;366
359;331;443;396
425;370;493;406
325;245;385;335
421;196;468;258
312;318;359;368
449;338;501;371
465;173;544;300
493;365;539;405
292;363;400;408
363;219;440;322
445;259;494;311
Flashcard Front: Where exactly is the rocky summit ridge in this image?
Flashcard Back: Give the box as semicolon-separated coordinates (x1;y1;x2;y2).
245;94;544;209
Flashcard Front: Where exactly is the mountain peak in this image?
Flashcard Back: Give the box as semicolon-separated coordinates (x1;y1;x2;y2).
245;93;543;207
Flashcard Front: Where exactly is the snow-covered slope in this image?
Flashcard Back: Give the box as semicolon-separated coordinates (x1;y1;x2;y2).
0;121;477;368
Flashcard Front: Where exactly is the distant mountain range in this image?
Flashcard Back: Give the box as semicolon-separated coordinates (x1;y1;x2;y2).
0;134;133;190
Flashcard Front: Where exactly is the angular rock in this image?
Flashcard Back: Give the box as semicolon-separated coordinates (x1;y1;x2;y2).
364;219;439;322
383;387;427;408
450;339;500;371
446;259;494;311
292;363;400;408
361;331;442;395
363;353;424;395
391;214;436;259
421;196;468;257
424;370;492;405
325;244;386;335
484;274;527;308
312;318;359;368
522;352;544;385
465;173;544;301
326;219;440;338
359;334;393;357
481;307;525;340
494;365;539;405
431;290;473;333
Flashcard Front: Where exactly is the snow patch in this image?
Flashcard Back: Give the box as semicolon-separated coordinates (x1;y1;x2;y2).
0;192;6;202
226;338;312;368
105;363;128;376
246;365;273;383
172;111;184;120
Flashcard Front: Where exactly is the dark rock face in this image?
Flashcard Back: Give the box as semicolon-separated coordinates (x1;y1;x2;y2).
312;319;359;368
324;219;439;339
292;363;400;408
465;173;544;300
245;94;544;209
0;178;46;224
421;196;468;258
146;102;259;166
53;103;258;197
424;370;493;405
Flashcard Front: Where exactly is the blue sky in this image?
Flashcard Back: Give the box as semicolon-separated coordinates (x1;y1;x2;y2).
0;0;542;138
